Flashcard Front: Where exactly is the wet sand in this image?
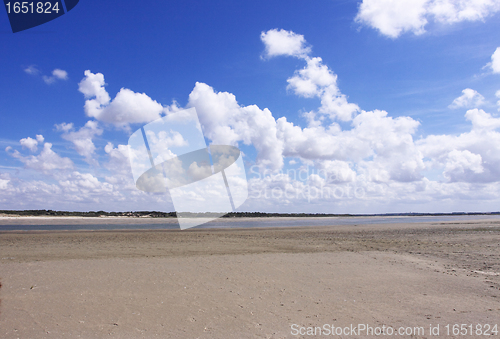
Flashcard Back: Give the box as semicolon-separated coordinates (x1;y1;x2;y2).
0;219;499;338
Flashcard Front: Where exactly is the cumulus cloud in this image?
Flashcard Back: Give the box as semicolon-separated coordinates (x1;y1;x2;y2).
184;29;426;184
8;142;74;173
18;134;44;152
188;161;213;181
56;120;103;165
43;69;68;84
355;0;429;38
449;88;485;109
187;82;285;170
55;122;74;133
319;86;360;122
145;130;187;150
276;109;423;182
0;172;170;211
464;108;500;130
3;136;171;210
78;70;164;129
261;29;360;122
255;29;500;195
0;178;9;190
58;171;113;194
287;57;337;97
316;160;357;183
443;149;484;181
355;0;500;38
104;142;131;175
20;137;39;152
490;47;500;74
78;71;110;102
418;108;500;183
260;29;311;59
429;0;500;23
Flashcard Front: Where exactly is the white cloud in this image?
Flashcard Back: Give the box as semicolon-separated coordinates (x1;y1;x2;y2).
24;65;40;75
449;88;485;109
104;142;130;173
52;69;68;80
355;0;500;38
43;69;69;84
319;86;360;121
20;137;39;152
183;30;422;184
18;135;45;152
0;173;170;211
262;30;360;122
187;82;285;170
316;160;357;183
145;130;187;150
78;70;110;102
78;70;164;129
55;122;74;133
255;29;500;193
58;171;113;194
276;109;423;182
443;149;484;182
355;0;429;38
188;161;212;181
25;66;68;83
57;120;103;165
490;47;500;74
144;129;187;164
9;142;74;173
3;137;171;210
464;108;500;130
260;29;311;59
429;0;500;24
0;179;9;190
287;57;337;98
496;89;500;110
418;108;500;183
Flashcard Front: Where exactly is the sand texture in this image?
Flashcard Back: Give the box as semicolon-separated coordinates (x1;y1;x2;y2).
0;219;499;338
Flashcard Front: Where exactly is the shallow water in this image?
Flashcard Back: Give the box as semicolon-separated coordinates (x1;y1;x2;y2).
1;214;499;231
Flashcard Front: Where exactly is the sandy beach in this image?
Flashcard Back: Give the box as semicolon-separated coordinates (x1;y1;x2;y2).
0;219;499;338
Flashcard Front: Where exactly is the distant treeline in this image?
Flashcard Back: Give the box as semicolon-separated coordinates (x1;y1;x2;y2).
0;210;177;218
1;210;499;218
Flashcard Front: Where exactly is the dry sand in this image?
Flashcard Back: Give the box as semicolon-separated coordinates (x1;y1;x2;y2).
0;219;499;338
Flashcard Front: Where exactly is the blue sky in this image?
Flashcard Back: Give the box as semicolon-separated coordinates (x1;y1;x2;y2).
1;0;500;213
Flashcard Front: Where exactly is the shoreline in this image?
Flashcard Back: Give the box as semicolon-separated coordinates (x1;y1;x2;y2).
1;214;499;227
